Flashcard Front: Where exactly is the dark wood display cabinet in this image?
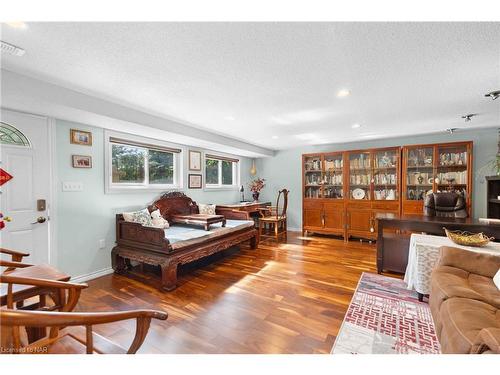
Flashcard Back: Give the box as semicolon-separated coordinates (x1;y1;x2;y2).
345;147;400;241
302;141;473;241
402;141;473;216
303;152;346;238
302;147;400;241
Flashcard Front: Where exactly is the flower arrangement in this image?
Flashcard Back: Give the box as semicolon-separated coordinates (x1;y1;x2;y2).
249;178;266;192
249;178;265;202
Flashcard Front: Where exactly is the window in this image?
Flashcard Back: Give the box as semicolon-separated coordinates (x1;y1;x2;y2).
0;122;31;147
205;154;239;188
106;132;182;192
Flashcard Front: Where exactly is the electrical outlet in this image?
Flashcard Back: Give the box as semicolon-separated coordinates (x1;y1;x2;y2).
99;239;106;249
62;181;83;192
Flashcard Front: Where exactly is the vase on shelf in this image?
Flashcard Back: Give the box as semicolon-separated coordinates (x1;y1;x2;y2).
252;192;260;202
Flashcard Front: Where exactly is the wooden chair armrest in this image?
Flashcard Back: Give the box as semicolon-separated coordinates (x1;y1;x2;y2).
0;260;34;269
0;309;168;327
1;309;168;354
0;274;88;290
0;248;30;262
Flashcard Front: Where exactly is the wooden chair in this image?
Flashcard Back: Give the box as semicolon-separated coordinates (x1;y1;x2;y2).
0;308;168;354
258;189;289;241
1;268;90;343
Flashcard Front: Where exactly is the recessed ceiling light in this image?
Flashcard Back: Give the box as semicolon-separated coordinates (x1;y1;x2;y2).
5;22;27;29
271;135;279;139
337;89;351;98
224;115;235;121
295;133;317;141
351;123;361;129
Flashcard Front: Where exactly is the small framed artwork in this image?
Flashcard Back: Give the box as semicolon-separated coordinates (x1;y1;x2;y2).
188;174;202;189
189;150;202;171
70;129;92;146
72;155;92;168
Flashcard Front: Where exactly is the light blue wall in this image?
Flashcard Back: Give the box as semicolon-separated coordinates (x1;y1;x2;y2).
56;120;253;278
256;128;499;230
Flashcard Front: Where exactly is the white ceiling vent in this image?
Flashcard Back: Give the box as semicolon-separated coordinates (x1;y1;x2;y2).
1;40;25;57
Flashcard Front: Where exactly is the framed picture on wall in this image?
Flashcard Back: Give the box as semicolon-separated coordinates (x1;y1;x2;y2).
188;174;202;189
70;129;92;146
72;155;92;168
189;150;202;171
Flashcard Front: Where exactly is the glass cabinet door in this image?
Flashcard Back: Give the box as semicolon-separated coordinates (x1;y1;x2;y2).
323;153;343;199
304;155;322;198
405;146;434;201
349;151;371;200
373;149;398;200
436;144;468;196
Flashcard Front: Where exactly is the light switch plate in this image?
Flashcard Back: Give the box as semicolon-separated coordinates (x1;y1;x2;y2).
98;239;106;249
62;181;83;192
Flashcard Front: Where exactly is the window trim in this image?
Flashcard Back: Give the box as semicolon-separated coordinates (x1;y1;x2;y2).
204;154;240;190
105;131;184;193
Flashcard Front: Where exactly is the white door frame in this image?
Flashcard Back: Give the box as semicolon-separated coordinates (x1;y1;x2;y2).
1;107;58;267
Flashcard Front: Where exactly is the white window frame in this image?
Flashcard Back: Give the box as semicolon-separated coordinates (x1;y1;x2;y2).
105;130;183;193
204;154;240;190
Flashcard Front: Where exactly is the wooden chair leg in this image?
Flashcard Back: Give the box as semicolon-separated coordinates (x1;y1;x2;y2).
274;221;279;240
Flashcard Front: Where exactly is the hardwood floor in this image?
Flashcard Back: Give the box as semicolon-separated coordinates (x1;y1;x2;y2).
76;232;379;354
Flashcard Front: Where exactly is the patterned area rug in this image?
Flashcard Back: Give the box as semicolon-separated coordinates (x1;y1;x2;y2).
332;272;441;354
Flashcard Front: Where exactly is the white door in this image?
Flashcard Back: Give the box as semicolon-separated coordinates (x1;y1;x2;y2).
0;109;51;265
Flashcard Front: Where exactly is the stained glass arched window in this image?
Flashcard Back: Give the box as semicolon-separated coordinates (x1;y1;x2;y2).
0;122;31;147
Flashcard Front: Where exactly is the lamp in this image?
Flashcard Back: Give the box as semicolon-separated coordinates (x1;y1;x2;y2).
239;185;245;202
250;159;257;176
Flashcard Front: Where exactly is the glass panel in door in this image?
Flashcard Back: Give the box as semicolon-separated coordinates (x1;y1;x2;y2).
373;149;398;200
436;144;468;196
323;154;343;199
349;151;371;200
406;147;434;201
304;155;322;199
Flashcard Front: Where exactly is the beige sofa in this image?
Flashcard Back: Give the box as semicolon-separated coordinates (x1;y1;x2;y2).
430;246;500;354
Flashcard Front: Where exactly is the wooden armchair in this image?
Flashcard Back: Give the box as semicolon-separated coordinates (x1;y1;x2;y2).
258;189;289;241
0;308;168;354
1;269;89;343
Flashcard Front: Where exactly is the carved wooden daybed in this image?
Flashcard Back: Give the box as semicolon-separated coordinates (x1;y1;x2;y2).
111;192;259;291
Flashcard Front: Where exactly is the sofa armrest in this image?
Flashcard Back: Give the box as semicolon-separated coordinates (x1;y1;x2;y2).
437;246;500;278
116;217;172;253
471;328;500;354
215;208;251;221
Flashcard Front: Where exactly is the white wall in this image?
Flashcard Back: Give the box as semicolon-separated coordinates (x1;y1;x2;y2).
56;119;253;279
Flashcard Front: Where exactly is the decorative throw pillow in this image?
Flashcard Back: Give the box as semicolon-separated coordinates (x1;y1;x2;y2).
122;208;153;227
494;268;500;291
198;203;216;215
150;209;170;229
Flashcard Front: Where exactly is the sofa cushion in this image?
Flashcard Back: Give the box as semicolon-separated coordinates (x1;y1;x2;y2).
123;208;153;227
439;297;500;354
164;219;255;251
431;266;500;309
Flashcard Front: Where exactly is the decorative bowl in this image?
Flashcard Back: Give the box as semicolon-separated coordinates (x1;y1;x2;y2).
352;188;365;200
444;228;494;247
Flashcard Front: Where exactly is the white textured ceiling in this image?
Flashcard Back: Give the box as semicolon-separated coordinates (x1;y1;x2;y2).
1;22;499;150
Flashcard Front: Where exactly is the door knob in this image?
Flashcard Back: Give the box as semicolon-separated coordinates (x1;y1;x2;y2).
31;216;47;224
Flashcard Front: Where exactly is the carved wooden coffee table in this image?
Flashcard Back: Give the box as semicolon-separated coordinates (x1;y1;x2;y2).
170;214;226;231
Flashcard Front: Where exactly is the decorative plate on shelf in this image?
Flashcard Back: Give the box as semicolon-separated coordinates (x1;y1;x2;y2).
352;188;365;200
